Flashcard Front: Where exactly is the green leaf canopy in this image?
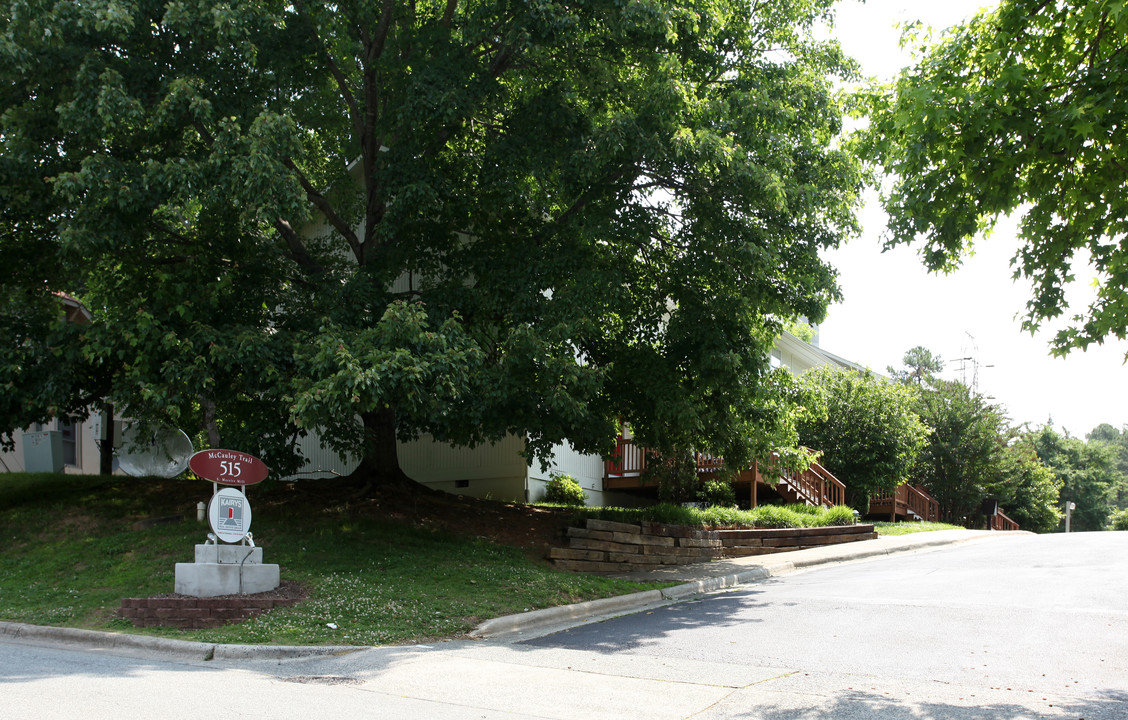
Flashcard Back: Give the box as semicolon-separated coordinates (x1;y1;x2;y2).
863;0;1128;355
796;366;930;511
0;0;863;478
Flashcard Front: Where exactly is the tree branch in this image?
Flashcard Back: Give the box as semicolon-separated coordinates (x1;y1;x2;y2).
193;121;215;146
147;221;196;247
423;39;520;158
273;217;325;273
353;1;399;262
441;0;457;28
367;0;397;64
552;161;641;229
294;0;363;142
282;157;364;262
1090;11;1109;71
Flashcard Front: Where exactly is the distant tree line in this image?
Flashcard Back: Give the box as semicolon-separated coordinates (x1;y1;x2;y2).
796;347;1128;533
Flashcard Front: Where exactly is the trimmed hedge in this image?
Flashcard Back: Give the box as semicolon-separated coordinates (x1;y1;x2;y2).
552;502;857;530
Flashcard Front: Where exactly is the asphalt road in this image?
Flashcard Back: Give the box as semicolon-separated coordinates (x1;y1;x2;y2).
523;531;1128;717
2;532;1126;719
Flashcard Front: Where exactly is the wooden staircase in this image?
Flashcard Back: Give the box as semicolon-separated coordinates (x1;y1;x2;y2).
604;439;846;510
767;459;845;508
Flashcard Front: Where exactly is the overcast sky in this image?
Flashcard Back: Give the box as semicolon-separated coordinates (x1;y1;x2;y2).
816;0;1127;437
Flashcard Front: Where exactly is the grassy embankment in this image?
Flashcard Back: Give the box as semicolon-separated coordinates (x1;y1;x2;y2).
0;472;664;645
1;473;959;645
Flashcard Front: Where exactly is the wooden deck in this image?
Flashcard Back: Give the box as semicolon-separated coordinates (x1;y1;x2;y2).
603;439;846;509
868;484;939;523
869;487;1022;530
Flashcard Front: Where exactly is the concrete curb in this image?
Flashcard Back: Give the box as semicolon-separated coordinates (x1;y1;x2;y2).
0;621;365;661
469;529;1031;638
658;566;773;600
469;589;666;638
467;567;791;640
472;563;788;638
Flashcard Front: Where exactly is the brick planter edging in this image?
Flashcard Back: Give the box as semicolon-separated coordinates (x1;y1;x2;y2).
549;519;877;573
118;594;304;630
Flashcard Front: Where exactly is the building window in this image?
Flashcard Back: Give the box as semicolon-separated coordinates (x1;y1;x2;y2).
59;417;78;466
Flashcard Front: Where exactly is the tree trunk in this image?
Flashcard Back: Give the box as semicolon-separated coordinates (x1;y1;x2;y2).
200;395;221;447
356;407;418;491
98;402;115;475
845;484;870;515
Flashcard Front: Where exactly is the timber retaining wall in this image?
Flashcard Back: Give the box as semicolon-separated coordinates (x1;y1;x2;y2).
549;519;876;573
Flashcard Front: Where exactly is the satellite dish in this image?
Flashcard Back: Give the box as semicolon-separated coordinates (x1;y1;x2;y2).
118;423;193;478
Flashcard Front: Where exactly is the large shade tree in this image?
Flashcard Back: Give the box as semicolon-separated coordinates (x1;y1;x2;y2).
863;0;1128;355
0;0;863;485
911;379;1012;523
796;366;930;512
887;345;944;386
996;436;1062;534
1030;425;1120;531
1087;422;1128;510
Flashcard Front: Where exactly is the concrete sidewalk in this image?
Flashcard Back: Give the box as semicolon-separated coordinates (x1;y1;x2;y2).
0;528;1026;660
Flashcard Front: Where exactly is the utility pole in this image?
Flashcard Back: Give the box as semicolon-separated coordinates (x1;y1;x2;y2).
1065;501;1076;532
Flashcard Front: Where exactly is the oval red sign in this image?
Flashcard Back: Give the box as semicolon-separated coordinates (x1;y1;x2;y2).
189;449;269;486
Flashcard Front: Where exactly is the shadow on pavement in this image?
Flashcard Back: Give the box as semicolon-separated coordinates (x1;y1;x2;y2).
725;688;1128;720
518;584;777;652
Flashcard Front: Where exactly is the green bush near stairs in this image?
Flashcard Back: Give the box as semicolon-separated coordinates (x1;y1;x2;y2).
555;502;859;530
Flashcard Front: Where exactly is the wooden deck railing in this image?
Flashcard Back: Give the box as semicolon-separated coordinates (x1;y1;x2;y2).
604;438;648;479
693;450;726;475
989;509;1020;531
757;456;843;508
907;485;939;522
869;485;939;522
604;440;844;508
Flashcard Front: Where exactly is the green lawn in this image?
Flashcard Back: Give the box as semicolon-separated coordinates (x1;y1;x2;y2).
871;520;962;535
0;473;666;645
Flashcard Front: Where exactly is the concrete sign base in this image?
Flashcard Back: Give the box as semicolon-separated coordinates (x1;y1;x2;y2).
193;544;264;565
174;544;280;597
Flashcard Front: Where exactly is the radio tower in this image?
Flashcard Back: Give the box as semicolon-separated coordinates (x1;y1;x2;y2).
957;332;993;394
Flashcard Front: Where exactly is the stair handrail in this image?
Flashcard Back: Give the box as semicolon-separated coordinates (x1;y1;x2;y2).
990;508;1020;531
808;461;846;507
607;441;845;510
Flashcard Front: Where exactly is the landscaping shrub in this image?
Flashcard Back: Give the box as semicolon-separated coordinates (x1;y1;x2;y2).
784;503;822;517
820;504;857;526
746;505;806;528
571;502;859;530
698;479;737;508
543;473;587;506
1108;507;1128;531
642;453;700;504
700;505;747;527
641;502;702;526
